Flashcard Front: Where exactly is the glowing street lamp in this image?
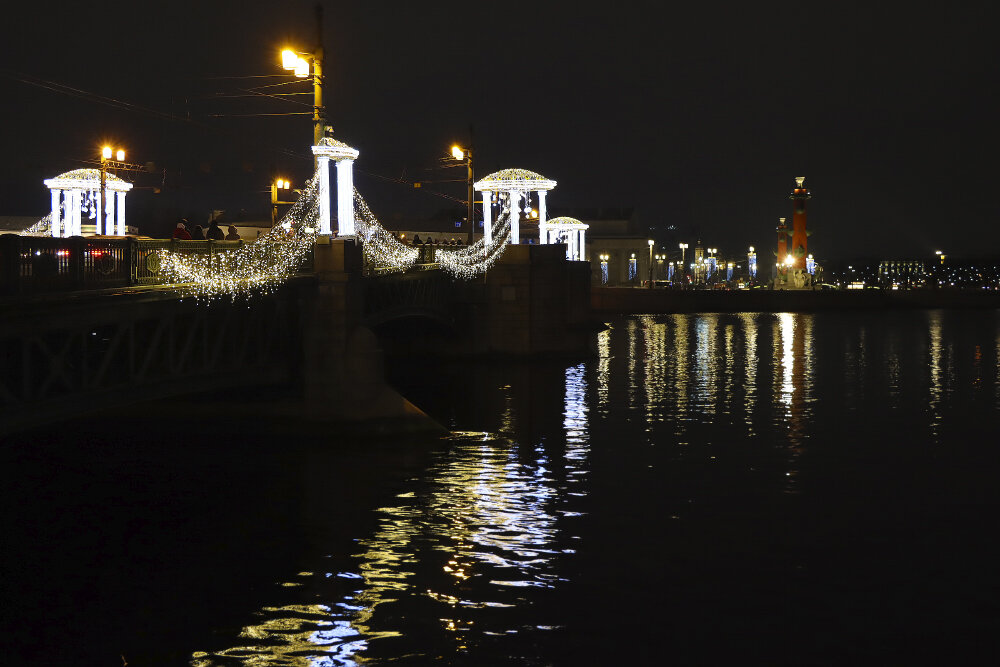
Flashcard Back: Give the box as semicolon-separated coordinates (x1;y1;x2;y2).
679;242;688;284
280;7;326;155
600;253;609;284
271;178;295;226
450;143;475;244
99;145;126;235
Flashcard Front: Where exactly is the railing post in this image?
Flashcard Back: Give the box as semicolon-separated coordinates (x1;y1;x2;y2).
70;236;84;289
127;236;138;286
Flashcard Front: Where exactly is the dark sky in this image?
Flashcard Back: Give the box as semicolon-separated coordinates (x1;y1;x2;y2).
1;0;997;259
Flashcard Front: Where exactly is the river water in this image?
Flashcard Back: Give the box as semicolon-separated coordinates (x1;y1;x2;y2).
4;309;1000;665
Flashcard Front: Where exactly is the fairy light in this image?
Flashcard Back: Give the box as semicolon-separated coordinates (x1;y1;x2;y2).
157;176;321;300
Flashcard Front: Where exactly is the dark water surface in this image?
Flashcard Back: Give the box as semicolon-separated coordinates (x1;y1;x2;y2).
4;309;1000;665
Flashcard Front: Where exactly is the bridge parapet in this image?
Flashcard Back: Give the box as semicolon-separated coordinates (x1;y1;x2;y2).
0;235;313;296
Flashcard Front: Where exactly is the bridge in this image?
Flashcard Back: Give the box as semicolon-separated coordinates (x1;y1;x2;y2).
0;234;594;437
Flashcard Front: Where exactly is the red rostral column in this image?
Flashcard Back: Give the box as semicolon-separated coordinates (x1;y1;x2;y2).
788;176;811;269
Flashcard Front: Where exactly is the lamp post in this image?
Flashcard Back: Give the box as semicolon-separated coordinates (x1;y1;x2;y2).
600;253;609;285
707;247;717;283
99;146;125;235
678;243;688;285
271;178;295;226
451;144;475;245
281;6;326;165
647;239;655;288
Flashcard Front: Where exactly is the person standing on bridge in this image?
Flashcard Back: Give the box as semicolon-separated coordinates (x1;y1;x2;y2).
190;224;206;240
225;225;241;240
207;219;226;240
173;221;192;240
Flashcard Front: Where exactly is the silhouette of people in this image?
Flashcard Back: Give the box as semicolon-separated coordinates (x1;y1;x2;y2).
413;234;422;245
225;225;241;241
207;220;225;240
173;221;192;240
190;224;206;240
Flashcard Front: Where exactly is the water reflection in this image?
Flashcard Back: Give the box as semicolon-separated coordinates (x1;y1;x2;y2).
194;367;590;665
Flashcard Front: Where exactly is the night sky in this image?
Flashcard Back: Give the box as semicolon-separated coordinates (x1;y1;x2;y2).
1;0;997;259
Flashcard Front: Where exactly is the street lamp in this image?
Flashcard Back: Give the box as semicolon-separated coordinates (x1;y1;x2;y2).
707;247;717;282
451;143;475;244
678;243;688;284
280;6;326;157
271;178;296;226
600;253;609;284
648;239;655;288
99;145;126;235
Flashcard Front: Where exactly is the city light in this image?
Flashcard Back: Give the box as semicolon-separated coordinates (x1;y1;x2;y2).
451;145;464;161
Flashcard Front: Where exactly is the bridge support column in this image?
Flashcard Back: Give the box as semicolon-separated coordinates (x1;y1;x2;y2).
302;238;441;434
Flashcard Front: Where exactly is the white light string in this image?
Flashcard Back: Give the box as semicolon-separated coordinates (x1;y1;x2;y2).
157;176;321;300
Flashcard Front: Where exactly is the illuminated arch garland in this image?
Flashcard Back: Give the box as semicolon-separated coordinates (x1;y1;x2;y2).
157;176;322;300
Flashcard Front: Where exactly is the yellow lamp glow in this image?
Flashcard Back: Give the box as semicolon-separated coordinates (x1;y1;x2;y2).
451;146;464;160
116;149;125;161
784;255;796;267
294;58;309;78
282;49;298;70
102;146;112;160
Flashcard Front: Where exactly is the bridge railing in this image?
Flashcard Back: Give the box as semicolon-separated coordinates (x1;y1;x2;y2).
0;235;309;295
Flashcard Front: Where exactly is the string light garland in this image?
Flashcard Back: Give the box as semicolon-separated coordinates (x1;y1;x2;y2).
18;162;528;296
157;176;321;300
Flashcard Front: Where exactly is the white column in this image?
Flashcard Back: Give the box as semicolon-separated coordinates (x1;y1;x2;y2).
116;191;127;235
336;158;355;236
50;189;61;237
96;189;104;235
482;190;492;246
538;190;548;244
317;155;332;235
579;228;587;261
570;229;578;260
65;191;75;236
509;189;520;245
104;189;115;235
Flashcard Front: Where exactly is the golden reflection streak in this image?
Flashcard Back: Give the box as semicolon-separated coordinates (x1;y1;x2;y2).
626;318;639;408
642;316;668;426
670;314;691;440
741;313;758;434
692;315;719;415
723;322;735;414
928;310;944;440
774;313;815;493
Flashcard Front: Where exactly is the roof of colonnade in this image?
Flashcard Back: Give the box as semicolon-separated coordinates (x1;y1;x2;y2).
474;168;556;192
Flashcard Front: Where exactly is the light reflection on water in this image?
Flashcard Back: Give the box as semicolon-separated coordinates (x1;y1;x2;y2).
193;370;590;665
192;310;1000;665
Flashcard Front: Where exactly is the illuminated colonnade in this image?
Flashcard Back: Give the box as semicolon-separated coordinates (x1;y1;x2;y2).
43;169;133;237
474;169;556;246
545;216;589;261
311;137;360;236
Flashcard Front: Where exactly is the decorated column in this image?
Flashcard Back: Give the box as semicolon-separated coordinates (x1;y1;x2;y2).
509;189;520;245
538;190;548;244
116;190;127;235
50;189;61;237
103;189;115;235
315;155;332;234
578;227;586;261
482;191;492;245
312;137;360;237
337;158;356;237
